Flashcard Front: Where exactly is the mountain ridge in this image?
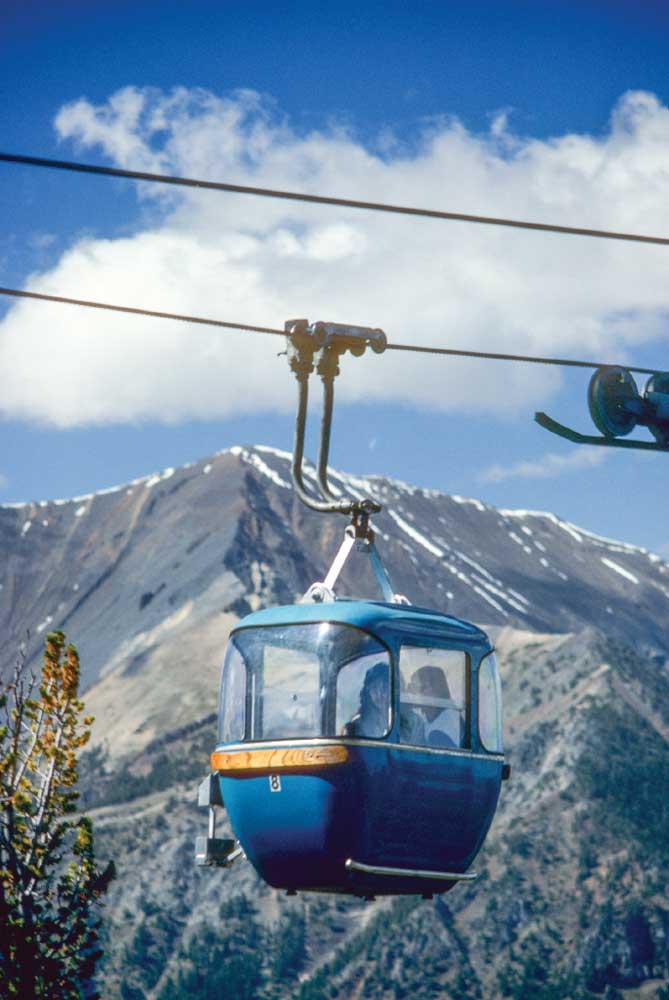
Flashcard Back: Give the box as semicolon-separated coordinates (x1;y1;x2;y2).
2;441;663;563
2;444;667;693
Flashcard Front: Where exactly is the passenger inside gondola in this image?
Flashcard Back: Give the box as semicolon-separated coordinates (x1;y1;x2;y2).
410;666;462;747
342;661;391;738
399;651;465;748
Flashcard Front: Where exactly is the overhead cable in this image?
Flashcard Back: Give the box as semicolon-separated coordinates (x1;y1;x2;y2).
0;286;285;337
384;341;659;373
1;151;668;247
0;284;660;375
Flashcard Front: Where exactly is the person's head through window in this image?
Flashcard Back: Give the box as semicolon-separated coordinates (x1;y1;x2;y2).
345;660;389;737
408;665;451;723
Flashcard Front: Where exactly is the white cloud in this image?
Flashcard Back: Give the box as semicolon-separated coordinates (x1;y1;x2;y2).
1;86;669;427
481;447;608;483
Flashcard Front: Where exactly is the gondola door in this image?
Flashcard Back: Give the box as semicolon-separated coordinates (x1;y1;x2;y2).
373;642;480;872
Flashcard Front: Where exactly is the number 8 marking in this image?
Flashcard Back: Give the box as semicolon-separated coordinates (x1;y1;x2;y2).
269;774;281;792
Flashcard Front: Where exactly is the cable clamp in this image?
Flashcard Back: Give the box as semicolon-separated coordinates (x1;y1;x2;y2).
285;319;386;363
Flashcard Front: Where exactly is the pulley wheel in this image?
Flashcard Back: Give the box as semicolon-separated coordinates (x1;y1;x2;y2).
588;366;639;438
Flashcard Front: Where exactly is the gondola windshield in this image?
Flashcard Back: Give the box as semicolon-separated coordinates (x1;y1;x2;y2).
218;622;392;743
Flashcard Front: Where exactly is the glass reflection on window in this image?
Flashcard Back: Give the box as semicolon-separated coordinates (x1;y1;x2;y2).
218;643;246;743
260;642;322;739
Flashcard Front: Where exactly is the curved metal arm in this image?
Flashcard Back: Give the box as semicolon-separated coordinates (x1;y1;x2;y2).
291;374;354;513
317;374;343;502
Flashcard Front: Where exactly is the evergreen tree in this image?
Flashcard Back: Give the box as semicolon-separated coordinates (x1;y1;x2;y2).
0;632;115;999
272;907;307;981
157;894;264;1000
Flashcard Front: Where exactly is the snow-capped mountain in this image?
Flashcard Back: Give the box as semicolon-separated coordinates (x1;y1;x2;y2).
2;443;667;700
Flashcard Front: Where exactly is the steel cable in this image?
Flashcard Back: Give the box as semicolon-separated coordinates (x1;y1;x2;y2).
1;151;668;246
0;286;286;337
0;285;660;375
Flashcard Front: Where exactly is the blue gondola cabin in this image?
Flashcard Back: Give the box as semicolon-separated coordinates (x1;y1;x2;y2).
205;599;506;897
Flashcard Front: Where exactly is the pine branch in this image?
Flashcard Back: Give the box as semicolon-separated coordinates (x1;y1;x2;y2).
0;631;112;995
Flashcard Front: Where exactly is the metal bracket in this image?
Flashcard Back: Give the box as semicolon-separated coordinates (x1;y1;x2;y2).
194;774;245;869
535;412;669;452
536;366;669;452
302;511;410;605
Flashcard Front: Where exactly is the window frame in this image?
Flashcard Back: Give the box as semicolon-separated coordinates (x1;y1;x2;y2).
477;649;503;755
225;621;395;743
397;642;471;751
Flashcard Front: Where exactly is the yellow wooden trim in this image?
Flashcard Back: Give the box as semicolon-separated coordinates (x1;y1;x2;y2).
211;744;349;773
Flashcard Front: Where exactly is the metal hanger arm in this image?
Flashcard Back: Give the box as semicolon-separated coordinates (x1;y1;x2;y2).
317;375;339;502
303;521;409;605
291;373;354;513
367;540;397;603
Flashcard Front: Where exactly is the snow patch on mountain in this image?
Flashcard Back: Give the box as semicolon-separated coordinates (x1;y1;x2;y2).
601;558;639;585
230;446;291;489
387;510;444;558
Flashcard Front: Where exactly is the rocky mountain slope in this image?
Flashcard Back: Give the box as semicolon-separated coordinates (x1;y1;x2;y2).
86;626;669;1000
2;445;668;998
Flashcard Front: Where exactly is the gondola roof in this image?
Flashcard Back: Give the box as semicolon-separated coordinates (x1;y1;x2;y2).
232;598;491;645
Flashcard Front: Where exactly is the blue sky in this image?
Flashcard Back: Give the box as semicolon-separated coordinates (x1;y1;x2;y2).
1;0;669;554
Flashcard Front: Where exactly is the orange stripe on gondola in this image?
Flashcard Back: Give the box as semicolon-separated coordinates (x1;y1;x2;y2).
211;744;349;773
